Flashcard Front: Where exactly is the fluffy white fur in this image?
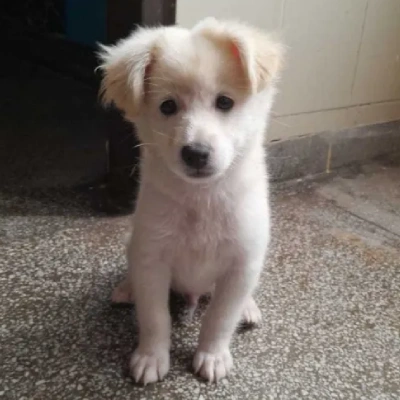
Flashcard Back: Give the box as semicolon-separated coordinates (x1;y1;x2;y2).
98;18;283;385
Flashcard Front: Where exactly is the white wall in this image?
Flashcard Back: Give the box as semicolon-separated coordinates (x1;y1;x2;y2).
177;0;400;141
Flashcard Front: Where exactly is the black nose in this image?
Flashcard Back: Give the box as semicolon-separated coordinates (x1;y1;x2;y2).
181;143;211;169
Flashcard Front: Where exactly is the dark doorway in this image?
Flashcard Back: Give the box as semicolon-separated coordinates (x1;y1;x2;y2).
0;0;176;214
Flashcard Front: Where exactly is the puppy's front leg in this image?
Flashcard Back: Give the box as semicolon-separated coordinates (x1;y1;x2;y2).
193;263;261;383
130;263;171;385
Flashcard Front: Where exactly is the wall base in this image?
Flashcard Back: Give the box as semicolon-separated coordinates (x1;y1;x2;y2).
268;120;400;182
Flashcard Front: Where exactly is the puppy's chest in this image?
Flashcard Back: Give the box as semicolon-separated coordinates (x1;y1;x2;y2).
162;201;238;264
166;203;237;293
177;203;234;247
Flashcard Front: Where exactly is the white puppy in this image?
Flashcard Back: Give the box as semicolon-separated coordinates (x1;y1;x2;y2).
99;18;283;384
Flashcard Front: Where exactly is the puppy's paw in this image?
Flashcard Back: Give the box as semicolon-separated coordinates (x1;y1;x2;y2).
241;297;262;326
111;279;133;304
193;348;233;383
130;348;170;385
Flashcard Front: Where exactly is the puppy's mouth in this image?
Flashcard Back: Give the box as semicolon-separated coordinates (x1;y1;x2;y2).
186;168;215;179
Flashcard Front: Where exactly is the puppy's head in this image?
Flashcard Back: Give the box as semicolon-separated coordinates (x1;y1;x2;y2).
99;19;283;182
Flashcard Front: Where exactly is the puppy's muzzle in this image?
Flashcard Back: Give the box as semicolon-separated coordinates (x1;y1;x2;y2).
181;143;213;177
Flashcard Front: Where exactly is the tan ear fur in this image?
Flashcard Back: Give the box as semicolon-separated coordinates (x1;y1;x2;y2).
194;18;285;93
97;28;160;115
251;28;285;90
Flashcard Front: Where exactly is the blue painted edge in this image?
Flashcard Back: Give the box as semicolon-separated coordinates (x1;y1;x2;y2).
65;0;107;47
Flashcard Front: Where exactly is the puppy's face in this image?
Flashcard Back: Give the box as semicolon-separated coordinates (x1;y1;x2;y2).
99;20;283;182
140;33;255;181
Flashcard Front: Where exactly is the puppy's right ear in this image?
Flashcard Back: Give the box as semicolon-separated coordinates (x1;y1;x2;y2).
194;18;284;93
97;28;159;116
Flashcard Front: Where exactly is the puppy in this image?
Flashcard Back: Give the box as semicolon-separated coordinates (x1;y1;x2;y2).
98;18;283;384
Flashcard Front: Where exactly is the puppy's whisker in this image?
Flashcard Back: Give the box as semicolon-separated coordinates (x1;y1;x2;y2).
152;130;169;138
145;82;167;88
153;130;185;145
146;90;172;96
144;76;175;84
130;163;139;177
133;142;158;150
118;133;136;145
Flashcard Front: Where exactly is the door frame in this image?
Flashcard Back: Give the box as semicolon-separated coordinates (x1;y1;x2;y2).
100;0;177;214
0;0;177;214
141;0;176;27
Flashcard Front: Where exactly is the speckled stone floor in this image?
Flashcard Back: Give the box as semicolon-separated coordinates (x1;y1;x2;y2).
1;158;400;400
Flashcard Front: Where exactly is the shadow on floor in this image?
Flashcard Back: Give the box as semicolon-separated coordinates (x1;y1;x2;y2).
0;51;107;216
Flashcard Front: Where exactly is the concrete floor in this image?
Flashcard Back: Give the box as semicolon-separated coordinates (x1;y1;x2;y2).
1;158;400;400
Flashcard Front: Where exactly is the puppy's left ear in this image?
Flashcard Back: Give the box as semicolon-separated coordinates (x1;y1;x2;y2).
194;18;285;93
97;27;161;116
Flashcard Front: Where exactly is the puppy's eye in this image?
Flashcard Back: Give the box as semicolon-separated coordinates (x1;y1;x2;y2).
215;95;234;111
159;99;178;116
